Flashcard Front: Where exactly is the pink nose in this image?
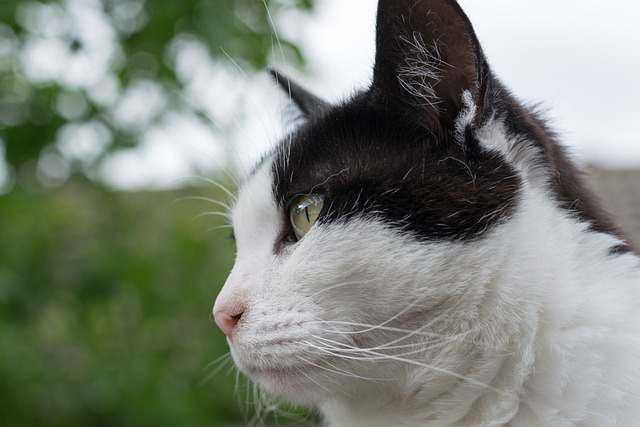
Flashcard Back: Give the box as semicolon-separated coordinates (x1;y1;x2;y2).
214;309;243;338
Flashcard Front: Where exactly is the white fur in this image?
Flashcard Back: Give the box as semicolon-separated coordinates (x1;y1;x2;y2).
454;90;478;146
474;117;549;191
397;31;448;109
214;139;640;426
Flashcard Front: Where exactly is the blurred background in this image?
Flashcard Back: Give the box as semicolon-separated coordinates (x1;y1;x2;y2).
0;0;638;426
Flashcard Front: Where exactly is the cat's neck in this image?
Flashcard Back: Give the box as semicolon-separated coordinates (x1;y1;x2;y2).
320;185;640;427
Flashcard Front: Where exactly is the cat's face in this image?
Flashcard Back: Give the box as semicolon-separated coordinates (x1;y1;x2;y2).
213;0;626;407
216;158;514;404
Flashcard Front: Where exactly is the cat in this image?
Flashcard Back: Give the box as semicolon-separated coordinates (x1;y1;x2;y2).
212;0;640;425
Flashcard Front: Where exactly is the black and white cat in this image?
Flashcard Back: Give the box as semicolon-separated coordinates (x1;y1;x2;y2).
213;0;640;425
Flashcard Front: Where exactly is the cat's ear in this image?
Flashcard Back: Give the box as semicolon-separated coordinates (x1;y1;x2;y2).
269;68;330;117
372;0;489;129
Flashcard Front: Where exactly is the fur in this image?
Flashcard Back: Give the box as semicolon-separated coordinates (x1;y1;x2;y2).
213;0;640;425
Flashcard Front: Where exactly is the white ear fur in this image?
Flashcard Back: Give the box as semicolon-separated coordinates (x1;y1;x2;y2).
475;118;549;190
453;90;478;144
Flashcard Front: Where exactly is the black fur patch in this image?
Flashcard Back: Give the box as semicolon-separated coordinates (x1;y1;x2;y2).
272;94;521;244
269;0;632;253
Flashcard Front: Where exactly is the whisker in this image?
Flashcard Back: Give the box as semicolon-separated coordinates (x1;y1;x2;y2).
310;319;480;354
297;353;390;385
311;335;429;360
306;336;504;395
308;292;436;338
251;382;265;426
179;175;237;199
203;352;233;370
306;292;483;353
191;210;232;221
173;84;251;178
198;353;234;387
171;195;233;212
262;0;288;69
203;223;234;234
294;364;335;396
221;48;280;153
305;320;445;339
356;296;432;334
239;372;252;422
308;280;358;298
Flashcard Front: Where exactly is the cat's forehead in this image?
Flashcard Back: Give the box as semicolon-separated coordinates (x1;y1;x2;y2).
271;103;430;196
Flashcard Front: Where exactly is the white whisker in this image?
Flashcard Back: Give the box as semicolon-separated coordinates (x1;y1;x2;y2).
191;210;232;221
307;335;504;395
297;353;390;385
262;0;287;70
203;223;234;233
180;175;237;199
294;364;334;396
308;280;358;298
305;320;443;339
221;48;280;152
171;195;233;212
198;352;234;387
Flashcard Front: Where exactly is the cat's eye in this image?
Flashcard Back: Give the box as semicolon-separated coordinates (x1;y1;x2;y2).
289;194;325;241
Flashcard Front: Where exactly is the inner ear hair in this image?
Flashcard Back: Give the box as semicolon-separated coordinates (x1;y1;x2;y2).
372;0;489;129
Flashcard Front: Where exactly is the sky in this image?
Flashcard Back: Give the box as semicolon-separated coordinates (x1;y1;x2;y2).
100;0;640;189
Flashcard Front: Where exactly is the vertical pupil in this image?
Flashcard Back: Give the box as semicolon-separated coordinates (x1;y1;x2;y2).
289;194;325;241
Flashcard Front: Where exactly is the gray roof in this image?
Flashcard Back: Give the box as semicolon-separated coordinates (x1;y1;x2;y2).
586;166;640;249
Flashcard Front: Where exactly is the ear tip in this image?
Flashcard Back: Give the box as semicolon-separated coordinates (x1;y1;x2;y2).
267;68;330;117
268;67;283;84
268;67;291;94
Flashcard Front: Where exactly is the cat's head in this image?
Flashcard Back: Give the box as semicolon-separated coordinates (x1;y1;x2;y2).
213;0;626;407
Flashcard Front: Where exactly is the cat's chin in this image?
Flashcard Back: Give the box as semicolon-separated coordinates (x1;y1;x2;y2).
241;363;307;383
231;351;332;403
240;363;326;403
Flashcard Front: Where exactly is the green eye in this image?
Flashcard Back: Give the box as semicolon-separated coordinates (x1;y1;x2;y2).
289;194;325;240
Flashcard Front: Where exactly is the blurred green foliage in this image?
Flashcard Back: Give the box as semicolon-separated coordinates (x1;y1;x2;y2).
0;1;318;424
0;179;254;426
0;0;314;187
